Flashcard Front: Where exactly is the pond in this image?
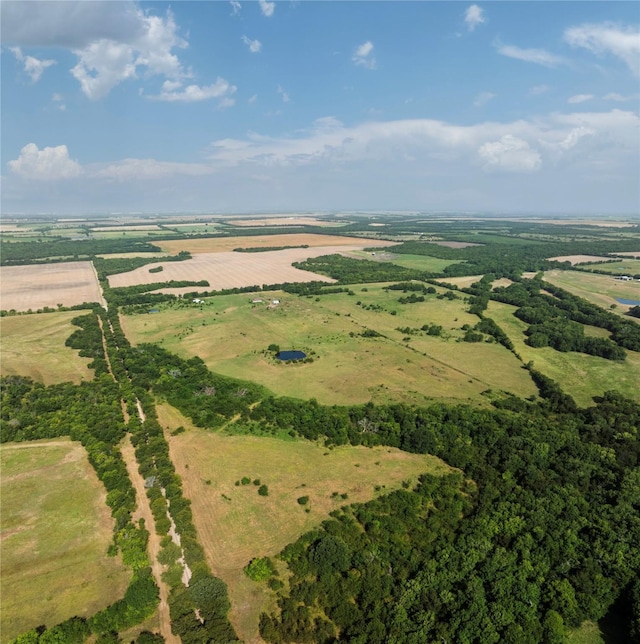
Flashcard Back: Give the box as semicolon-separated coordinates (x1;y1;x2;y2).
616;298;640;306
276;350;307;361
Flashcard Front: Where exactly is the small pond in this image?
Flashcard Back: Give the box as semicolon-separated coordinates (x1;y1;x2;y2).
276;350;307;361
616;298;640;306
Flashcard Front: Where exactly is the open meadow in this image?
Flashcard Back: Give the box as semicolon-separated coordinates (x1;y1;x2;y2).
0;261;104;312
543;269;640;312
0;440;130;642
488;301;640;405
0;310;94;384
121;283;537;406
157;403;453;643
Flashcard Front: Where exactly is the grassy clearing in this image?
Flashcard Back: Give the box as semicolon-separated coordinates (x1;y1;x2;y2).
0;439;130;642
122;283;536;406
582;259;640;275
158;403;453;643
343;249;462;273
543;270;640;313
488;301;640;405
566;621;604;644
0;311;94;384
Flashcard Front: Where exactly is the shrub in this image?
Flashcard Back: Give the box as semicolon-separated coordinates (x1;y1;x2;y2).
297;496;309;505
258;484;269;496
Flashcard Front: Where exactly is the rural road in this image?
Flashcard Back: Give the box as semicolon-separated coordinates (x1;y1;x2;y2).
121;436;180;644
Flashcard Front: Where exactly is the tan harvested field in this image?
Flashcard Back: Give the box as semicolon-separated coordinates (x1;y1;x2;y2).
159;404;453;643
492;278;513;289
0;261;104;312
438;275;484;288
548;255;616;265
154;233;390;254
612;251;640;258
97;252;169;259
227;217;344;227
108;241;393;291
0;439;130;642
0;311;94;384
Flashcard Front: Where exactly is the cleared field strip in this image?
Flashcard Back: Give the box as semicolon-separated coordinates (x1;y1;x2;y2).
0;439;130;643
159;405;452;643
109;242;392;291
0;261;103;312
155;233;392;254
548;255;617;265
0;310;94;384
227;217;345;227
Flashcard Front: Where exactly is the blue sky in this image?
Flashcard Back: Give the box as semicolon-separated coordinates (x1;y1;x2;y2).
2;1;639;215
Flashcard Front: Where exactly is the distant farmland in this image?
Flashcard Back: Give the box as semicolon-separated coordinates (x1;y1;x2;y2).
108;241;393;293
0;262;103;312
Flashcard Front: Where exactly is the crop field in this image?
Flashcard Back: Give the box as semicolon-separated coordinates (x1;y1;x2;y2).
345;249;462;273
154;233;392;254
121;283;537;406
0;311;94;384
547;255;616;265
108;241;395;292
158;403;453;643
488;301;640;405
581;259;640;275
543;269;640;312
226;216;346;227
0;440;130;642
0;261;104;312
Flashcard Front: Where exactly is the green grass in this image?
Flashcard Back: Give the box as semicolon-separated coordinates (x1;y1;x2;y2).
121;283;536;406
345;250;463;273
488;301;640;405
582;259;640;275
543;269;640;314
0;440;130;642
0;311;94;384
566;621;605;644
159;402;453;643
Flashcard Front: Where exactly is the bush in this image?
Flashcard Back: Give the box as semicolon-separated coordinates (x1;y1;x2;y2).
297;496;309;505
258;484;269;496
244;557;277;581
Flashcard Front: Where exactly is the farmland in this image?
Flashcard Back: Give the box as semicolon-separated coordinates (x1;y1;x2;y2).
121;283;537;406
0;311;94;384
158;403;452;643
0;262;104;312
0;440;130;642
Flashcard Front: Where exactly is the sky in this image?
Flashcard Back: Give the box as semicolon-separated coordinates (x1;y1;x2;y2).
1;1;639;216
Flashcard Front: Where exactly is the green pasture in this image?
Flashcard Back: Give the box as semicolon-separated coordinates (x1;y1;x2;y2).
487;301;640;405
0;440;130;642
543;269;640;314
121;283;536;406
344;249;463;273
581;259;640;275
0;311;94;384
161;403;453;643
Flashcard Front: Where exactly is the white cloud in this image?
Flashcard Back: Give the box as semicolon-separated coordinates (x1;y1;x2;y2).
259;0;275;18
93;158;212;180
478;135;542;172
564;22;640;76
353;41;376;69
152;78;237;104
496;42;566;67
568;94;594;104
529;84;551;96
248;94;258;104
230;0;241;15
242;35;262;53
8;143;82;180
473;91;495;107
277;85;290;103
465;5;485;32
10;46;56;82
556;126;595;151
52;93;66;111
603;92;634;102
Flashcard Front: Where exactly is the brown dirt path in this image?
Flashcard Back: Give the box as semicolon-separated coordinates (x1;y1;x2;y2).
121;437;180;644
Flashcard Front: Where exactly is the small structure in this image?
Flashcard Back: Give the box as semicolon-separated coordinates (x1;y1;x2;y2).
272;299;280;305
252;298;263;303
193;298;204;303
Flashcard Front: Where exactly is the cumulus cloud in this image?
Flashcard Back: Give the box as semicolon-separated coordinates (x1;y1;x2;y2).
473;91;495;107
10;46;56;82
465;5;485;32
564;22;640;76
568;94;594;104
8;143;83;180
152;78;237;104
242;35;262;53
259;0;275;18
3;2;232;101
495;42;566;67
230;0;241;15
353;41;376;69
478;135;542;172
